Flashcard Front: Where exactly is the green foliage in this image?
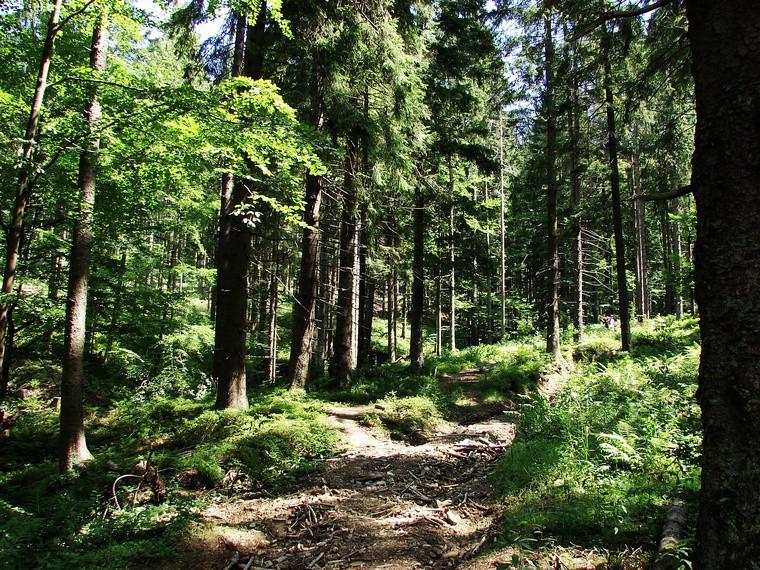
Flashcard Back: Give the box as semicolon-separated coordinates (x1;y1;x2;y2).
361;394;442;442
0;385;338;567
479;345;551;399
494;320;701;550
574;325;621;362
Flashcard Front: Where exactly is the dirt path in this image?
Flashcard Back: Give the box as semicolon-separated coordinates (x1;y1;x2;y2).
183;369;521;569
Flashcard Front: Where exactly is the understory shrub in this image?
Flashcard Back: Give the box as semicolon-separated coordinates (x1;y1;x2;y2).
495;321;701;554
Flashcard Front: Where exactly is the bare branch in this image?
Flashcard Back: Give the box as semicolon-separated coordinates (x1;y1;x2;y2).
569;0;675;43
633;184;692;202
54;0;98;32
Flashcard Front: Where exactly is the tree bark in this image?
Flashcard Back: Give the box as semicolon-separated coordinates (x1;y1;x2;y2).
498;114;507;338
267;229;279;384
330;130;361;388
288;172;322;389
387;230;397;362
436;264;442;357
686;1;760;566
0;0;64;389
568;42;584;341
448;158;456;351
630;146;649;321
213;13;250;409
409;181;425;370
601;22;631;352
544;13;562;362
660;196;675;315
358;208;373;366
59;13;107;471
485;181;494;343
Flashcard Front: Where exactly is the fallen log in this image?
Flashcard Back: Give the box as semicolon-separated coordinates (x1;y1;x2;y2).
652;498;688;570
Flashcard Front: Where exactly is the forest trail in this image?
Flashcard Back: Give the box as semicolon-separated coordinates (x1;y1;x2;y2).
178;368;535;570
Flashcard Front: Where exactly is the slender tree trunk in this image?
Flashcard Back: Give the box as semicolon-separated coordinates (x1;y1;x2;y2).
401;277;407;340
630;147;649;321
350;215;361;370
686;1;760;566
499;114;507;338
671;187;684;319
362;268;375;363
602;23;631;352
409;181;425;370
387;232;397;362
311;225;331;379
0;0;64;388
288;173;322;389
357;208;373;366
660;196;675;315
448;158;456;351
485;180;494;344
267;229;279;383
436;265;442;357
568;46;584;341
544;13;562;362
59;14;108;471
330;130;361;388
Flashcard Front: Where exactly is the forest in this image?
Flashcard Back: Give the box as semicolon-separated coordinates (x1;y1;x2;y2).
0;0;758;568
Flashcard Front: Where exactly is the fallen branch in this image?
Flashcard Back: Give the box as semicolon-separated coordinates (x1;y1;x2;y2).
222;552;240;570
111;474;142;510
307;551;324;568
632;185;692;202
653;498;689;570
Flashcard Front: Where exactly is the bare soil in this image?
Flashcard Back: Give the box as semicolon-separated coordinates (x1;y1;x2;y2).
169;369;538;570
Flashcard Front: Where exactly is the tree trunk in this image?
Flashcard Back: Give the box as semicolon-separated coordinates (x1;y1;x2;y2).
672;192;684;319
311;224;331;379
59;14;107;471
0;0;64;388
544;13;562;362
358;208;373;366
350;215;361;370
660;196;675;315
330;130;361;388
568;44;584;341
267;229;279;384
686;1;760;566
484;181;494;344
213;13;253;409
630;146;649;321
436;264;442;357
498;113;507;338
448;158;456;351
288;173;322;389
409;181;425;370
602;23;631;352
401;277;407;340
387;232;397;362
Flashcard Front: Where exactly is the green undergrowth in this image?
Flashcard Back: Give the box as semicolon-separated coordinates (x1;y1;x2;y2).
0;387;338;568
360;394;443;443
476;344;552;402
494;318;701;567
325;339;551;439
